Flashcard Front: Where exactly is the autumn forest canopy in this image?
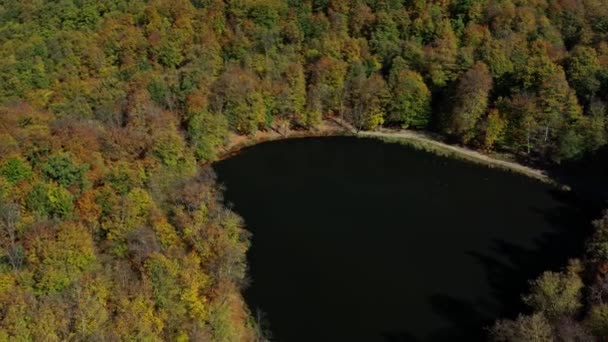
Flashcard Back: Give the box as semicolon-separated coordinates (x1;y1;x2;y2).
1;0;608;340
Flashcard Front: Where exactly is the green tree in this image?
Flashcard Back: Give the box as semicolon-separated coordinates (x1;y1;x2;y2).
480;37;515;79
583;101;608;152
151;122;188;168
0;158;33;185
145;253;183;312
370;12;401;64
26;183;74;219
537;68;585;161
567;46;601;103
424;20;460;87
187;111;228;162
556;125;586;161
41;153;89;189
147;77;173;109
387;58;432;128
517;48;559;90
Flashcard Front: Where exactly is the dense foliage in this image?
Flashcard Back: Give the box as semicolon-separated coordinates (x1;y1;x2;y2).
0;105;254;340
0;0;606;162
0;0;607;339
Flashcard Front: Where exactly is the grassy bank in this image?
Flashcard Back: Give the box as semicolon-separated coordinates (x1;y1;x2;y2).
360;132;561;187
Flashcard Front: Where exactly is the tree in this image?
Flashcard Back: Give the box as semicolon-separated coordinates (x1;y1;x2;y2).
26;221;96;294
276;62;307;126
305;86;324;128
523;261;584;320
69;274;110;340
101;187;153;248
491;313;554;342
480;36;514;79
2;0;608;338
587;210;608;264
370;12;401;64
187;110;228;162
517;47;559;91
586;304;608;338
307;57;348;117
26;183;74;219
151;121;188;168
387;58;432;129
556;125;586;162
583;101;608;152
567;46;601;104
0;158;33;185
482;108;506;150
0;201;22;270
537;68;585;161
498;93;539;154
210;67;266;135
424;20;460;87
445;62;493;143
113;294;163;340
147;76;173;109
345;66;390;131
145;253;183;312
41;153;89;190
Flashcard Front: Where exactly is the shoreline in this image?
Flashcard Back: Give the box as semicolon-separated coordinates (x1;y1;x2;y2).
215;118;564;189
359;129;557;186
216;119;353;161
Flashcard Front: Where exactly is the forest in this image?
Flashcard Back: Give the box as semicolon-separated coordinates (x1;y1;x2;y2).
0;0;607;340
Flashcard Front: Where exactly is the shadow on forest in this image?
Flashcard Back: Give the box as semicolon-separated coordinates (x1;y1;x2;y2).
383;188;597;342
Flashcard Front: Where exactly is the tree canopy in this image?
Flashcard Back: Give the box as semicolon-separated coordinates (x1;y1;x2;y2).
0;0;607;339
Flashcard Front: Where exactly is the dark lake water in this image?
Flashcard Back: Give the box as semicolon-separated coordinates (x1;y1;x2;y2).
213;136;587;342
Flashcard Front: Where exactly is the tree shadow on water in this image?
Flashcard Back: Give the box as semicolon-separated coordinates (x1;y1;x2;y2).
383;295;490;342
461;189;594;335
426;295;491;341
382;331;419;342
382;189;596;342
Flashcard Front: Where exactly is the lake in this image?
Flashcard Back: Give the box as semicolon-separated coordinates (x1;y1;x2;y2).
213;136;586;342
